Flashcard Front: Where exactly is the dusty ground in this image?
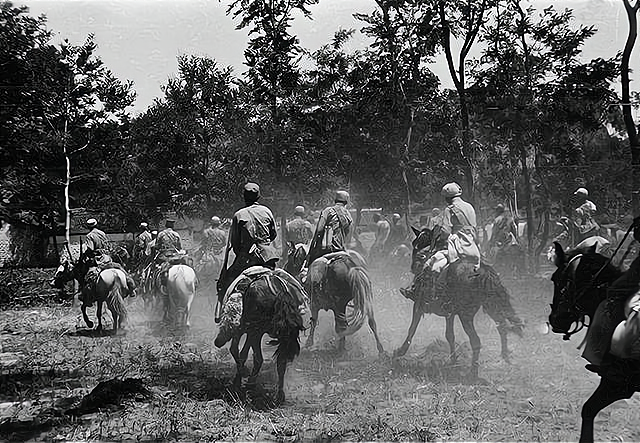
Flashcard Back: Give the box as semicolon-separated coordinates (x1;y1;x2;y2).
1;263;640;442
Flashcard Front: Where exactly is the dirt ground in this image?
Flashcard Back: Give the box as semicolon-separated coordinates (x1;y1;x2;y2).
1;263;640;442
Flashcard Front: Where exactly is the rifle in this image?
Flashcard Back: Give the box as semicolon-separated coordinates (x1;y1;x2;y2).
214;236;232;323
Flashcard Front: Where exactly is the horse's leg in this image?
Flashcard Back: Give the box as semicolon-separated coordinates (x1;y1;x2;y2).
95;300;104;331
334;304;348;353
459;312;481;379
306;304;320;348
229;335;243;387
394;300;424;357
247;333;264;384
275;346;288;405
367;311;385;355
580;378;634;443
445;315;457;363
81;302;94;329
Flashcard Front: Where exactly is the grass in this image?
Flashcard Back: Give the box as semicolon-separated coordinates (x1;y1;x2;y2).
1;267;640;441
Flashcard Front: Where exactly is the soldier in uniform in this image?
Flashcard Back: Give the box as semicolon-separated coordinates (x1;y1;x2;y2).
155;219;182;261
217;183;279;301
202;216;227;255
307;190;353;265
285;205;314;246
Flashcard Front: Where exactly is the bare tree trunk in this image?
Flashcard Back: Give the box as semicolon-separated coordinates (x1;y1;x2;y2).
622;0;640;216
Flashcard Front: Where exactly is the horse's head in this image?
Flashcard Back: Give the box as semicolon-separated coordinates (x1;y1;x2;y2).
549;242;620;339
410;225;447;275
51;260;75;289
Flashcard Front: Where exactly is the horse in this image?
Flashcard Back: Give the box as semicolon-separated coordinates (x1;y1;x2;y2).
283;242;308;277
304;250;385;355
214;267;308;404
549;241;640;442
163;264;197;329
395;226;524;379
52;259;129;333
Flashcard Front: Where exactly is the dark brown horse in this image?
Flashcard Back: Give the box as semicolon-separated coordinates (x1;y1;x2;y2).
214;267;308;404
304;251;385;355
549;241;640;442
52;258;129;333
396;226;524;379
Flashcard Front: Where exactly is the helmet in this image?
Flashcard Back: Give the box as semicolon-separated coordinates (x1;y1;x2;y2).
441;182;462;198
211;216;221;225
86;218;97;227
574;187;588;197
244;182;260;202
294;205;305;216
334;190;350;204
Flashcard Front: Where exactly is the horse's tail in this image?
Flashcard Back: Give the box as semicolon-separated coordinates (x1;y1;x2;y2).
338;266;372;337
480;264;524;336
107;279;128;323
271;276;305;363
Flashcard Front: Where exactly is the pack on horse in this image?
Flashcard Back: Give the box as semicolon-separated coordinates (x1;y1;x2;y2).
52;252;131;333
396;226;524;378
304;250;385;355
214;266;309;404
549;226;640;443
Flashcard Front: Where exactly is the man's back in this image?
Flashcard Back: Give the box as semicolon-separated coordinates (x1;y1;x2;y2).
157;228;181;252
86;228;109;251
444;197;477;238
203;226;227;252
232;203;276;254
286;218;313;245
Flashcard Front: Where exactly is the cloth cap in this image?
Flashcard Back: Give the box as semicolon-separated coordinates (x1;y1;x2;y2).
441;182;462;198
211;216;221;225
432;208;441;216
244;182;260;202
574;187;589;196
294;205;305;215
165;219;175;227
334;190;350;204
495;204;505;213
151;230;158;236
86;218;97;227
392;213;401;220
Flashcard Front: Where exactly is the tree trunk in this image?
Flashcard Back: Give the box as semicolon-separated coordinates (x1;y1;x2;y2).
622;0;640;215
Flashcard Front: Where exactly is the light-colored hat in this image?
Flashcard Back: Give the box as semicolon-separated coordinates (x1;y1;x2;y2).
442;182;462;198
86;218;97;227
392;213;401;220
140;222;148;228
334;190;350;204
574;187;589;196
294;205;305;215
211;216;221;225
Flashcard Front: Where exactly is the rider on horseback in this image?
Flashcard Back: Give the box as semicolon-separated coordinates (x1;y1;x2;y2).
134;222;153;269
285;205;314;246
202;216;227;255
217;182;279;304
401;182;481;307
307;190;353;265
571;187;599;243
487;203;519;264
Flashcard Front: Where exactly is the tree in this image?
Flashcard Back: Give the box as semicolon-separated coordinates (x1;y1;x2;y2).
471;1;619;258
1;2;135;264
621;0;640;215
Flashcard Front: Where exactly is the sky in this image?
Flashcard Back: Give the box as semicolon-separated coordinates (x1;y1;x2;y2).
21;0;640;114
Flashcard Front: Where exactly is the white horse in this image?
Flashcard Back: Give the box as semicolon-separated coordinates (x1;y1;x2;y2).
163;264;197;329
